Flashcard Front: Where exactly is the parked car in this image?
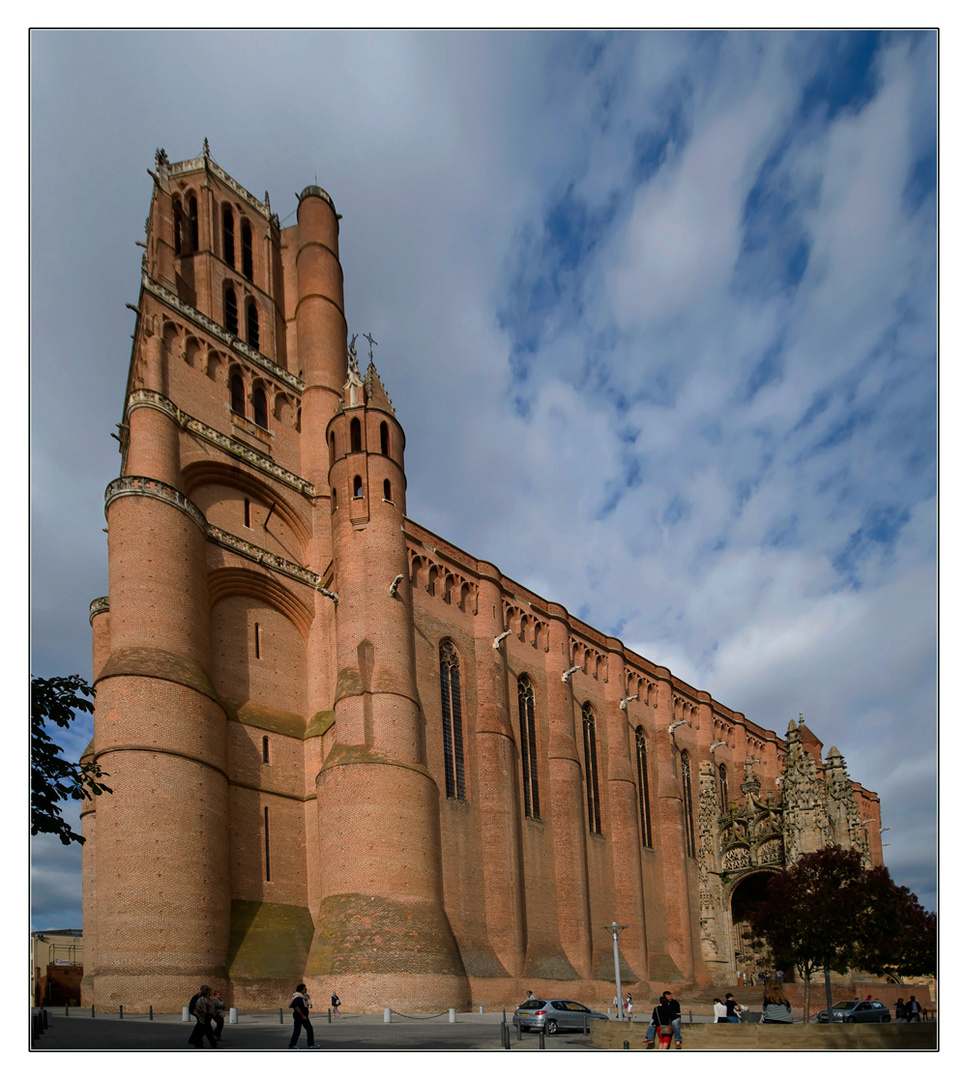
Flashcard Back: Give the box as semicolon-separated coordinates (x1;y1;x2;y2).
514;998;609;1035
816;1000;891;1023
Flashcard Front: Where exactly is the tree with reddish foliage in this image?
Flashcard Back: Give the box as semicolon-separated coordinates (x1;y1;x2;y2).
744;846;934;1022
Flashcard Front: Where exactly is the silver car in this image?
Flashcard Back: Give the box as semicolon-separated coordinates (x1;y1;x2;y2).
514;998;609;1035
816;999;891;1023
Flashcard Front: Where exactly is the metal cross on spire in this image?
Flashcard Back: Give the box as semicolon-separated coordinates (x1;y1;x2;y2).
363;333;378;364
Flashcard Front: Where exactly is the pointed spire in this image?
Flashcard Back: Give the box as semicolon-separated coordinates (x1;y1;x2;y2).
364;361;396;416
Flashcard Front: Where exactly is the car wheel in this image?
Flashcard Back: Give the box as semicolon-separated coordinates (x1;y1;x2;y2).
545;1020;558;1035
845;1017;854;1024
881;1015;890;1023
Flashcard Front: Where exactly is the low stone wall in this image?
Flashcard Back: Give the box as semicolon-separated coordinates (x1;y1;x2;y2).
590;1019;937;1051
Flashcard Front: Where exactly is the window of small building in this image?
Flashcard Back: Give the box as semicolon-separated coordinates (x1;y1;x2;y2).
518;675;540;819
440;640;466;800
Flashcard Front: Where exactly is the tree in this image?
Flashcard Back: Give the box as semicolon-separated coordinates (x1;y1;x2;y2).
745;846;874;1022
850;865;937;980
31;674;111;845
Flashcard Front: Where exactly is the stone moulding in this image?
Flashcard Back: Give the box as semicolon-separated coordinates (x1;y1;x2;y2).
103;476;335;601
126;388;315;497
142;275;305;396
89;596;110;624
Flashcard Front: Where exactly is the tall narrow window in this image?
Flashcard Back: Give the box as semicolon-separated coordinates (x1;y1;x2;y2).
582;703;602;834
380;421;390;455
718;763;729;813
223;205;235;267
635;727;653;847
188;194;199;251
439;641;465;800
353;475;363;498
241;221;254;281
350;417;362;452
246;300;260;351
225;285;238;336
253;385;268;428
230;372;245;417
254;622;262;659
263;806;271;881
262;736;270;764
244;498;251;528
681;750;696;858
518;675;540;818
329;432;336;465
383;479;392;501
173;197;184;255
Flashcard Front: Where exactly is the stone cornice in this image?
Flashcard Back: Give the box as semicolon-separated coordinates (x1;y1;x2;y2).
169;156;268;218
89;597;110;624
142;274;304;395
126;388;314;497
103;475;335;603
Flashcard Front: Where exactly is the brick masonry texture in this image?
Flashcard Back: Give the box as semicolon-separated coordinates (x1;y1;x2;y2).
83;150;883;1014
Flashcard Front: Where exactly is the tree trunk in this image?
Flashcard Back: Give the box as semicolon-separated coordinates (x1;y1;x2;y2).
824;965;834;1023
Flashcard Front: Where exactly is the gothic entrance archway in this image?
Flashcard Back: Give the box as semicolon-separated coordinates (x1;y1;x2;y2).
728;870;776;984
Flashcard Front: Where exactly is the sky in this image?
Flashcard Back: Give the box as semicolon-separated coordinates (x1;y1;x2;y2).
29;29;937;932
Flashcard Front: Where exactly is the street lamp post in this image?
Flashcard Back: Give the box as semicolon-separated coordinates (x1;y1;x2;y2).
604;922;628;1020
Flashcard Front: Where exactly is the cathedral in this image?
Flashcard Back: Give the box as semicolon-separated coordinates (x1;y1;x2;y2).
81;147;883;1013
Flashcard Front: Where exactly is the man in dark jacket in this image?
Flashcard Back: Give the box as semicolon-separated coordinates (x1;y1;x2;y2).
645;990;682;1048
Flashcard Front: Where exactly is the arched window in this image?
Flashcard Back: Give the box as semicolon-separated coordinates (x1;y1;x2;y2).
246;300;260;351
230;372;245;417
718;763;729;813
188;194;199;251
241;220;254;281
383;478;392;501
224;285;238;336
681;750;696;858
635;727;653;847
353;475;363;498
350;417;362;453
582;703;602;834
253;385;268;429
173;197;184;255
380;421;390;456
222;205;235;267
440;641;465;800
518;675;540;819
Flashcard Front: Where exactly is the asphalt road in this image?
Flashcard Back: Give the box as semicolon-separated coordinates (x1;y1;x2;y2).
30;1009;599;1052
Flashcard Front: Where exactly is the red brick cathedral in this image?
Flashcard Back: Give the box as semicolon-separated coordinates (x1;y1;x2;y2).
82;147;882;1012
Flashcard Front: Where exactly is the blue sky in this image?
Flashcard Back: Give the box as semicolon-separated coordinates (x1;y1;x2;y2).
29;29;937;930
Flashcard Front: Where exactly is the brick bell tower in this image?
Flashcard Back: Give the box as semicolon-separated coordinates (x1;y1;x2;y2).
84;146;467;1012
307;340;470;1010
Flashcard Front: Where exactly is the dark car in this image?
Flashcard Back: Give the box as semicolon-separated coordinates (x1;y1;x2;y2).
816;999;891;1023
514;998;609;1035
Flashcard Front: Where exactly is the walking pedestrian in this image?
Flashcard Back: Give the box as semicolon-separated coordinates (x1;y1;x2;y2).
907;995;922;1022
331;992;341;1018
211;990;226;1043
288;983;318;1048
187;985;217;1048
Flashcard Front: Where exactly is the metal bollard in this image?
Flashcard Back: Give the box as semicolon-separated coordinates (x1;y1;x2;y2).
91;1005;95;1018
516;1015;522;1041
280;1008;284;1024
182;1006;190;1022
43;1009;49;1030
119;1005;124;1019
689;1009;693;1023
501;1021;509;1049
229;1007;238;1025
149;1005;153;1020
384;1007;392;1023
449;1008;456;1023
479;1005;484;1014
328;1008;332;1023
538;1028;545;1049
65;1005;69;1017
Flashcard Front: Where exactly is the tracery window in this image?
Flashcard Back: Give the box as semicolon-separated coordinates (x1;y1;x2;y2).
681;750;696;858
582;703;602;834
439;640;465;800
635;727;653;847
718;763;729;813
518;675;540;819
